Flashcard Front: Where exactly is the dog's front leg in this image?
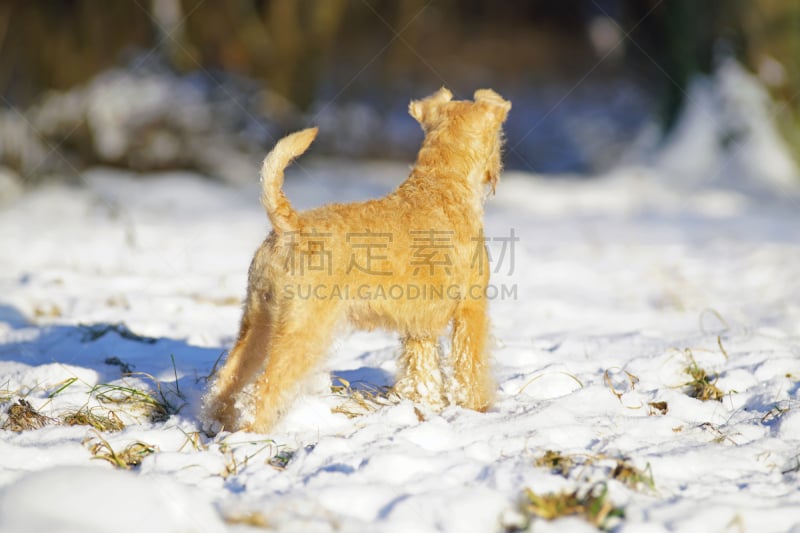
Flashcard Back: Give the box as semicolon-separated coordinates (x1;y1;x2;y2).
247;301;340;433
449;299;494;411
395;335;446;409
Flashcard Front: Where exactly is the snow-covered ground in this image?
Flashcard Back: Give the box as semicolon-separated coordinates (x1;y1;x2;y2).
1;61;800;533
1;152;799;532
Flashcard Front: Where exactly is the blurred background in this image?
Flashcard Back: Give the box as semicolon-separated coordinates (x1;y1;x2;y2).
0;0;798;186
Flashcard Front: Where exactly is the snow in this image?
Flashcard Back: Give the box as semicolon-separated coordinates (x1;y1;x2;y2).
654;60;799;192
1;159;798;531
2;69;800;531
0;465;226;533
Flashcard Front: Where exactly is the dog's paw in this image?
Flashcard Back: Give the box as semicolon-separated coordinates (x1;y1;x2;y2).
199;396;236;436
447;379;494;412
394;377;447;411
201;418;225;437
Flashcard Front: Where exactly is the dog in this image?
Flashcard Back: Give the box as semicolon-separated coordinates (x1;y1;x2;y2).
203;87;511;433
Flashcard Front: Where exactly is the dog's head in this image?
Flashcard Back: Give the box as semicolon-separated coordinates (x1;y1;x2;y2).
409;87;511;194
472;89;511;194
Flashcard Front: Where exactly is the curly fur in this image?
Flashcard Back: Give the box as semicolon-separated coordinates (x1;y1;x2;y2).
203;88;511;433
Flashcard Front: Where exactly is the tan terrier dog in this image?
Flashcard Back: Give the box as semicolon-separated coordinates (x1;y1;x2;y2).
203;88;511;433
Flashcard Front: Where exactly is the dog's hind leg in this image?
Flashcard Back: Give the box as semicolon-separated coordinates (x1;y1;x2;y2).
247;301;340;433
395;336;446;409
203;305;272;431
449;299;494;411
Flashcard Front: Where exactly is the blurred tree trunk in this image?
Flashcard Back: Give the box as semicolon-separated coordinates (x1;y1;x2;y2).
151;0;198;72
642;0;799;164
263;0;348;109
0;1;152;106
658;0;717;132
738;0;800;159
181;0;347;110
384;0;428;84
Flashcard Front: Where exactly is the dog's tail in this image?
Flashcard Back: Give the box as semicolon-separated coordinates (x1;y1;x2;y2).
260;127;318;233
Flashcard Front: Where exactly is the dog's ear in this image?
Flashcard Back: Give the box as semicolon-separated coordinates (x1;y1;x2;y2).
430;86;454;103
474;89;505;104
408;100;426;124
474;89;511;122
409;87;453;126
485;144;502;195
473;90;509;194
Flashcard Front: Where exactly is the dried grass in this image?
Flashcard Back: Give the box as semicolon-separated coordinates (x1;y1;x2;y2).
534;450;576;477
63;407;125;432
603;368;642;408
2;399;56;431
610;459;655;491
647;401;669;416
217;438;280;477
268;449;295;470
517;484;624;530
223;512;269;528
92;375;180;423
534;450;655;491
86;432;157;469
330;376;401;418
683;353;725;402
